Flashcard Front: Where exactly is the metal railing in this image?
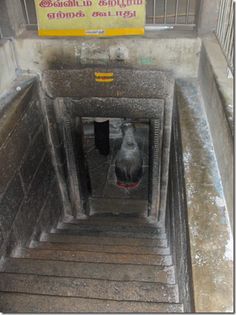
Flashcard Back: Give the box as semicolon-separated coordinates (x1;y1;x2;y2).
20;0;38;28
216;0;234;72
146;0;198;27
21;0;198;30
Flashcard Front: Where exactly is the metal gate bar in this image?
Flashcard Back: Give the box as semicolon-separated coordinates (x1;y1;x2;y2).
216;0;234;72
146;0;197;26
174;0;179;24
23;0;31;25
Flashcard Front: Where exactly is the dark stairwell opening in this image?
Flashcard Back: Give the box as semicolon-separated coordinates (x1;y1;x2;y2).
81;118;150;216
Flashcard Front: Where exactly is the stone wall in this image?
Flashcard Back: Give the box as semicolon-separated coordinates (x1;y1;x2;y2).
14;34;201;79
176;78;233;312
0;40;16;95
0;78;63;259
0;0;25;37
168;96;194;312
198;34;233;230
197;0;220;36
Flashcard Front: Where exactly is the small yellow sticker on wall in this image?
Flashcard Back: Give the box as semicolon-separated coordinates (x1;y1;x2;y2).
95;72;114;83
95;72;114;77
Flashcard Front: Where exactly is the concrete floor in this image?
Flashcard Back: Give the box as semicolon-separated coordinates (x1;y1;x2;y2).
176;79;233;312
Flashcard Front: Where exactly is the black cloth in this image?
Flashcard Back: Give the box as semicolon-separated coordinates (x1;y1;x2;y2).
94;120;110;156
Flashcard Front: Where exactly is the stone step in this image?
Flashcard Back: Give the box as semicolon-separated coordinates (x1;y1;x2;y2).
3;258;176;284
55;225;166;240
19;248;173;266
89;197;148;215
68;214;158;227
58;221;165;234
0;273;179;303
34;241;170;255
0;292;184;313
42;232;168;247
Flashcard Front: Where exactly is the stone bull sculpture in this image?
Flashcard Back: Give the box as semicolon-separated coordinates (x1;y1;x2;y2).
115;122;143;189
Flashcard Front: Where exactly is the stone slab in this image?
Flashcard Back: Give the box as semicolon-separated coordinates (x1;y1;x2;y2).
3;257;174;283
20;129;46;192
22;100;42;141
35;241;170;256
177;79;233;312
72;97;164;119
0;292;184;313
35;180;63;236
0;272;179;303
198;35;233;230
0;85;34;147
13;153;53;246
0;174;24;236
21;248;173;266
43;233;168;248
58;221;164;237
43;68;173;99
0;117;30;196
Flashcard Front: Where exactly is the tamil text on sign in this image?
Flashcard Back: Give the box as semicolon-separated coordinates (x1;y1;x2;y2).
35;0;145;36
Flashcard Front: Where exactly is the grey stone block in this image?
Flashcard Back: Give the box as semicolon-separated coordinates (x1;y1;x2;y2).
197;0;220;36
20;130;46;192
0;85;35;148
199;46;234;227
0;174;24;236
0;0;13;36
38;180;63;234
43;69;173;99
198;45;213;108
0;221;20;258
80;45;110;65
22;101;43;141
0;226;3;248
0;0;25;37
0;121;30;196
72;98;164;119
14;153;54;245
210;80;233;224
29;177;62;242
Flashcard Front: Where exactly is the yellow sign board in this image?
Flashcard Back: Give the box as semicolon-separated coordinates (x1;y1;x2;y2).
35;0;145;36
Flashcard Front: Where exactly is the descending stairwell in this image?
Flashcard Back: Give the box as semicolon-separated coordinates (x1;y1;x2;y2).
0;214;184;313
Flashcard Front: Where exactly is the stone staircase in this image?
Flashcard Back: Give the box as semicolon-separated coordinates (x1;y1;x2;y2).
0;215;184;313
